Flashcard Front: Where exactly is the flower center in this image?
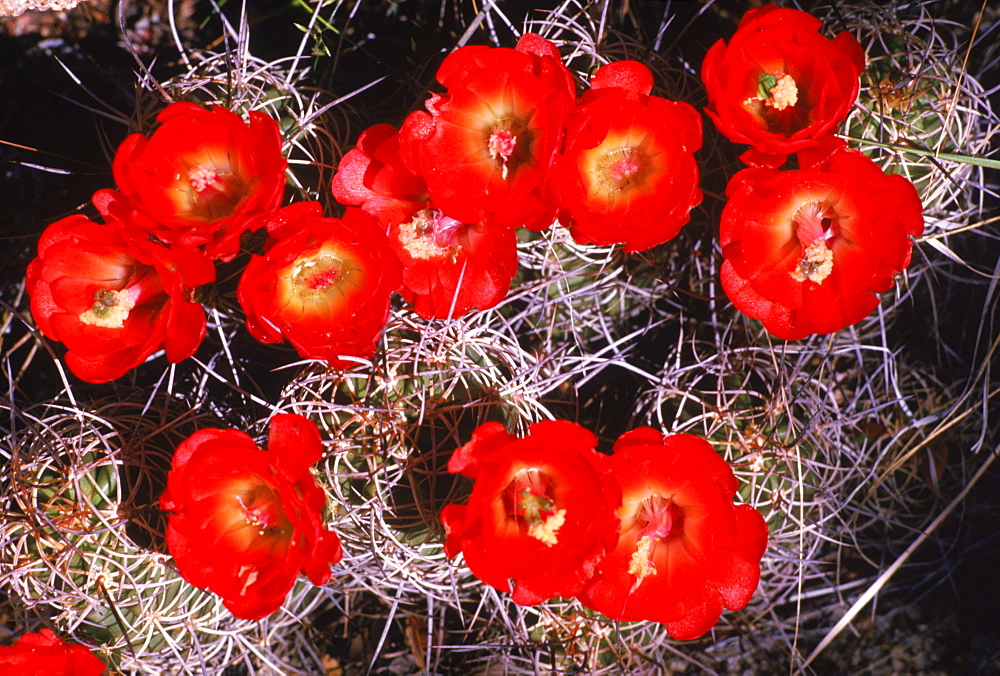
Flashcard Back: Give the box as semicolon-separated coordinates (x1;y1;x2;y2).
636;494;684;539
627;495;684;585
744;72;800;114
78;288;136;329
290;254;348;298
503;469;565;547
519;490;566;546
188;165;225;193
485;117;532;180
177;157;249;222
597;147;647;192
278;242;366;319
790;202;835;283
397;208;465;262
488;130;517;170
757;72;798;111
236;483;292;540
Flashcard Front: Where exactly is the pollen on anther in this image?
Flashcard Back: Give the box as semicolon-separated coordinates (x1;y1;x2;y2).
488;129;517;179
527;508;567;546
745;73;799;111
610;156;641;182
188;165;223;193
397;209;465;261
767;74;798;111
791;238;834;283
628;535;657;582
78;289;136;329
488;130;517;161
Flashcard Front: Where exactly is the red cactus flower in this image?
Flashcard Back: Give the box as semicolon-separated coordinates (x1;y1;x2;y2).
237;202;402;368
554;60;703;252
98;102;287;261
25;212;212;383
577;428;768;640
0;629;106;675
440;421;621;606
160;414;342;620
399;33;575;230
332;125;517;318
331;123;429;229
389;208;519;318
701;5;865;168
719;147;924;340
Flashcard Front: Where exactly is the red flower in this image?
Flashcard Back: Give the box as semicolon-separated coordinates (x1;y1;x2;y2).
99;102;287;261
332;124;518;318
400;33;575;230
160;414;343;620
719;147;924;340
701;5;865;168
554;61;703;252
577;429;768;640
237;202;402;368
25;212;212;383
331;123;428;229
440;421;621;606
0;629;106;675
390;208;519;318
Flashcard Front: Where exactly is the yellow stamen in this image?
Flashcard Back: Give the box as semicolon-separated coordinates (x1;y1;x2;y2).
628;535;657;582
397;209;459;261
527;508;566;546
767;74;798;111
745;73;799;111
78;289;135;329
791;238;834;283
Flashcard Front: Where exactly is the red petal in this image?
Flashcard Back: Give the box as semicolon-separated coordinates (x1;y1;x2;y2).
170;427;258;473
795;133;848;169
662;586;725;640
612;426;664;452
720;261;798;339
267;413;324;481
739;147;788;169
332;147;377;206
590;60;653;96
710;504;769;609
303;530;343;585
514;32;560;60
163;299;206;363
446;421;512;477
439;503;468;558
